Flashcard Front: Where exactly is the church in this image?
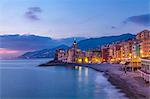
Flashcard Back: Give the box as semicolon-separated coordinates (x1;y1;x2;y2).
55;39;85;63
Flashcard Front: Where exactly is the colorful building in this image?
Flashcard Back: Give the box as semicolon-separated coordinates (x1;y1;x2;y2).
67;39;81;63
136;30;150;58
140;39;150;58
122;40;133;62
136;30;150;40
85;49;102;63
101;46;109;62
55;49;67;62
55;30;150;67
138;58;150;82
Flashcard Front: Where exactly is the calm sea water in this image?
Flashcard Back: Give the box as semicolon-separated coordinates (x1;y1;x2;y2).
0;59;128;99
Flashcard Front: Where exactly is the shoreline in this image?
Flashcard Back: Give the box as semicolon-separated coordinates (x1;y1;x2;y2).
39;62;150;99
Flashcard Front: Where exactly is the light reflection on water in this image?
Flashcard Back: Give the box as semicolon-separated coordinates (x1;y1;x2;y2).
0;59;128;99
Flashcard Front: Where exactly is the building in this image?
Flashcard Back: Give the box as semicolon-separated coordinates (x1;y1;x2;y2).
67;39;80;63
67;49;75;63
54;30;150;66
138;58;150;82
132;40;140;58
55;39;80;63
55;49;67;62
140;39;150;58
108;44;114;60
136;30;150;58
120;42;126;60
136;30;150;40
131;40;141;68
101;46;109;62
85;49;101;63
122;40;133;62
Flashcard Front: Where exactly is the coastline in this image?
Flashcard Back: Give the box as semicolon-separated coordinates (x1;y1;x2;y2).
39;62;150;99
86;64;150;99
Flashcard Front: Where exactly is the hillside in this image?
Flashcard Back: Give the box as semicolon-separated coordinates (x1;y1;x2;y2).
19;33;135;59
19;45;69;59
78;33;135;50
0;34;85;50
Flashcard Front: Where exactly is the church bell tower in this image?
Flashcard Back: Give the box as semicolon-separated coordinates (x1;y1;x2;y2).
73;38;77;49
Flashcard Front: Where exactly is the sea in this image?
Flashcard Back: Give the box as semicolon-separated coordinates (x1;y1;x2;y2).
0;59;128;99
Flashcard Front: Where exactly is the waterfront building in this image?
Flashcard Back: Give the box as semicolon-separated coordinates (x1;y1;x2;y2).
67;39;80;63
108;44;114;59
120;42;126;60
131;40;141;68
132;40;140;58
86;49;102;63
76;49;85;63
136;30;150;40
138;58;150;82
108;43;122;63
67;49;76;63
101;46;109;62
136;30;150;58
122;40;133;62
55;49;67;62
55;30;150;66
116;44;121;62
140;39;150;58
93;50;102;63
55;39;81;63
85;50;93;63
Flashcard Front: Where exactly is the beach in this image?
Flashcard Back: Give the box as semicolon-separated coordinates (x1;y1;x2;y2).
83;63;150;99
40;62;150;99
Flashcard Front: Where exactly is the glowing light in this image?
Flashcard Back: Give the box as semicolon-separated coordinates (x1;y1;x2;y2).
111;59;115;62
77;58;82;63
85;68;89;79
92;57;101;63
79;66;82;71
84;57;89;63
75;66;78;69
133;56;136;58
78;66;82;82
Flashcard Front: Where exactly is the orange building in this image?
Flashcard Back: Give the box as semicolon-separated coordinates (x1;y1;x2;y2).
136;30;150;40
136;30;150;58
140;39;150;58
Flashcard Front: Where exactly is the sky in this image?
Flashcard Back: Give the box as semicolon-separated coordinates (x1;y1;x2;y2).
0;0;150;59
0;0;149;38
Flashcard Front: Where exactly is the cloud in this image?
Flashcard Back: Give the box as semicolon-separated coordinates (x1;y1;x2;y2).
25;7;42;21
111;26;116;29
123;14;150;26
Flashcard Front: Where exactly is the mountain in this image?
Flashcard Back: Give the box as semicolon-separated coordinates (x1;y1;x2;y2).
78;33;135;50
0;34;57;50
0;34;85;51
19;44;69;59
19;33;135;59
57;37;85;46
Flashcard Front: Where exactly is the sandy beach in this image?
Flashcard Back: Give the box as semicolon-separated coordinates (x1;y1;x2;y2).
40;62;150;99
83;63;150;99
